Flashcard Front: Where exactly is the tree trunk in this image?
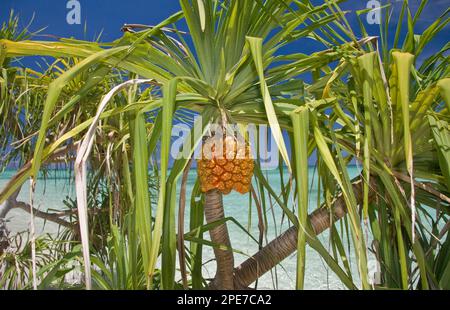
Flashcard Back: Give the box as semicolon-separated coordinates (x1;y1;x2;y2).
0;186;73;255
204;189;235;290
233;179;369;289
0;218;8;255
0;188;21;255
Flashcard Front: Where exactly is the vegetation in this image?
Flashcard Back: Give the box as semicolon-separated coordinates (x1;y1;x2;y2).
0;0;449;290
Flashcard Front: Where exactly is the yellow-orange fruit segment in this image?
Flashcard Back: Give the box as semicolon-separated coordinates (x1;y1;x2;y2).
197;135;254;194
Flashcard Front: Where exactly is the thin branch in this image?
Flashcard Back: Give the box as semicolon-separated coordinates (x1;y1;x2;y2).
438;220;450;240
393;171;450;204
0;187;21;218
121;24;188;35
14;201;74;228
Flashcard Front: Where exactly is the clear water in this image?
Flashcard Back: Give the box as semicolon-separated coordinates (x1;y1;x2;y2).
1;167;375;290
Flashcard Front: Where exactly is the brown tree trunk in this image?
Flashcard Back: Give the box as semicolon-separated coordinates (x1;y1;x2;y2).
0;218;8;255
0;186;73;256
0;188;21;255
204;189;235;290
233;180;369;289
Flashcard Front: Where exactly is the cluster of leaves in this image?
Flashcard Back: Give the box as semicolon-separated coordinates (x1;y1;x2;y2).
0;0;449;290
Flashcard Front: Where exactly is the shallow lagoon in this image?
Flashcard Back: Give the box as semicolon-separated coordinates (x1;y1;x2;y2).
1;167;375;289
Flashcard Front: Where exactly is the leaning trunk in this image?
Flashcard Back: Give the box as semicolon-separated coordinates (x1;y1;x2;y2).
0;188;21;255
233;179;370;289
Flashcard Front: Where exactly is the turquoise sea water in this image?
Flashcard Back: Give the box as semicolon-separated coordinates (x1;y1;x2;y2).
1;167;374;290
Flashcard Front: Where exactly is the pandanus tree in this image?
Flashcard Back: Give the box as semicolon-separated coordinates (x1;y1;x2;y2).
0;12;162;288
1;0;356;289
0;0;449;290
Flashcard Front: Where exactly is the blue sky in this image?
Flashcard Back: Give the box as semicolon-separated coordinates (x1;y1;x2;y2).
1;0;448;167
1;0;448;59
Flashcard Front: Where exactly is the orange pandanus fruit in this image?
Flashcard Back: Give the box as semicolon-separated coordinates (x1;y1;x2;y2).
196;133;254;289
197;135;254;195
